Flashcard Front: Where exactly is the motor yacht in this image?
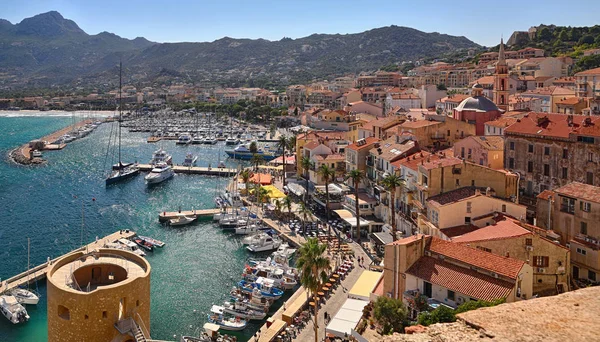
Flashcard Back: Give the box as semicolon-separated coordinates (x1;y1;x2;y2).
246;234;282;253
0;295;29;324
176;134;192;145
203;136;218;145
145;162;174;184
207;308;247;331
10;289;39;305
225;137;238;145
169;214;196;226
182;153;198;167
221;302;267;321
149;148;173;166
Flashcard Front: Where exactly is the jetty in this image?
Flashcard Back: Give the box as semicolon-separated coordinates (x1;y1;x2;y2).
158;208;221;223
138;164;237;176
0;230;136;295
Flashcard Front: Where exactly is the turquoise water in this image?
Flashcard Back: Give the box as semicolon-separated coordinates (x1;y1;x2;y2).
0;114;281;341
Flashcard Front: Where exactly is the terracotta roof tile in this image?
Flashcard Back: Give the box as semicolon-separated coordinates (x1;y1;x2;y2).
420;156;462;170
553;182;600;204
504;112;600;139
392;151;433;171
452;220;531;243
426;187;488;206
537;189;555;200
468;136;504;150
400;120;442;129
556;97;581;105
440;224;481;238
406;256;515;301
485;117;518;128
575;67;600;76
347;137;380;151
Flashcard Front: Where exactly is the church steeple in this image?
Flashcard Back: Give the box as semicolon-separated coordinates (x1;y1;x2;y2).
498;38;506;66
493;37;509;112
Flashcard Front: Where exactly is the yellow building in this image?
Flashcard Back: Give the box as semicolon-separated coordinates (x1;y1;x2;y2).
452;136;505;170
47;248;151;342
452;219;570;296
295;131;347;177
392;116;476;150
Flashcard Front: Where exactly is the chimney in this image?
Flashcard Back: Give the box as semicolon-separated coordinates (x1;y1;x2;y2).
475;188;481;196
567;114;574;127
485;187;491;196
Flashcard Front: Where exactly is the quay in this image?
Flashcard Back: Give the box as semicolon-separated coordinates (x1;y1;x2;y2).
158;208;221;223
0;230;136;295
138;164;237;176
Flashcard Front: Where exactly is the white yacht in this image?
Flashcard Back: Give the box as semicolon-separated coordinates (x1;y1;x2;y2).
246;235;282;253
207;307;247;331
0;295;29;324
242;232;268;245
243;265;297;290
191;136;204;144
225;137;238;145
182;153;198;167
145;162;174;184
203;136;218;145
275;243;297;259
219;217;251;230
169;214;196;226
221;301;267;321
10;289;39;305
235;224;264;235
105;241;146;257
224;191;243;207
31;150;42;158
150;148;173;166
176;134;192;145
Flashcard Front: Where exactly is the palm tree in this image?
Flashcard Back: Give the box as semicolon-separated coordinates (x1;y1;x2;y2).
381;174;405;242
318;164;336;250
276;136;288;186
249;141;258;154
240;169;251;196
345;169;365;242
286;135;297;155
296;238;331;342
300;156;314;204
274;198;283;218
250;153;265;171
298;202;312;235
283;196;293;220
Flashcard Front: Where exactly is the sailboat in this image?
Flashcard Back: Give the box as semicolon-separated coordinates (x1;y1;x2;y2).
106;62;140;186
10;238;39;305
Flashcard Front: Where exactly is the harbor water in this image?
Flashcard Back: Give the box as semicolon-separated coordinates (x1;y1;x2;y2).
0;112;282;341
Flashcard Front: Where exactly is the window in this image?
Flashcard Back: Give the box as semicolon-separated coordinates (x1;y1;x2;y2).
468;148;472;157
471;180;475;186
465;217;471;224
447;130;450;137
581;201;591;212
544;147;550;155
560;197;575;214
455;179;460;186
562;167;568;179
577;136;594;144
581;222;588;235
58;305;70;320
589;153;594;162
528;144;534;153
586;172;594;185
466;202;472;213
562;149;568;159
461;147;465;158
476;246;491;253
509;142;515;150
502;204;506;213
543;164;550;176
447;290;455;301
525;238;533;246
576;247;587;256
84;314;89;320
589;271;597;282
527;161;533;173
533;256;549;267
508;157;514;169
102;311;108;319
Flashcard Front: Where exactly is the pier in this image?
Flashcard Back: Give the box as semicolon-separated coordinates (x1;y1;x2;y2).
158;208;221;223
0;230;136;295
138;164;237;177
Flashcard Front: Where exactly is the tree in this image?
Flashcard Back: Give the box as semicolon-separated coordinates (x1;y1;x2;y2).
381;174;405;241
286;135;297;155
296;238;331;342
579;34;595;45
318;164;336;250
537;27;553;42
298;202;312;235
568;28;582;42
557;29;569;41
417;305;456;326
345;169;365;242
249;141;258;154
293;107;299;116
276;135;288;186
436;83;447;91
300;156;314;204
240;169;251;196
282;195;293;219
373;296;407;334
250;153;265;171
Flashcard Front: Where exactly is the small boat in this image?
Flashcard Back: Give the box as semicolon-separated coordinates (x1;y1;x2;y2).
150;148;173;166
275;243;297;259
176;134;192;145
246;235;282;253
181;322;223;342
203;136;218;145
191;136;204;145
225;137;238;145
145;162;174;184
235;224;265;235
0;295;29;324
10;289;39;305
169;213;196;226
105;242;146;257
237;278;284;300
137;236;165;248
221;301;267;320
242;232;272;245
182;153;198;167
219;217;251;230
225;144;277;161
31;150;42;158
133;238;154;252
207;310;247;331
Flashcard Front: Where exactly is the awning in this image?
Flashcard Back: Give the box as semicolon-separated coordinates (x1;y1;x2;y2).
325;298;369;338
348;271;383;301
262;185;286;199
258;318;287;342
371;232;393;245
333;209;371;227
270;155;296;165
259;165;284;171
249;173;272;185
287;183;306;197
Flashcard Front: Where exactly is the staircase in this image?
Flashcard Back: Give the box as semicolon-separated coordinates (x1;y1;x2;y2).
132;321;147;342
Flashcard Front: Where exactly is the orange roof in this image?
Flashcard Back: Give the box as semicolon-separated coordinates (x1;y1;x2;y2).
392;151;433;171
476;76;494;85
556;97;581;105
440;94;470;104
575;67;600;76
347;137;380;151
420;156;462;171
400;120;442;129
504;112;600;139
406;256;514;302
553;182;600;204
452;220;531;243
372;275;384;297
427;237;525;279
361;116;402;130
537;189;555;200
485;117;518;128
249;173;272;185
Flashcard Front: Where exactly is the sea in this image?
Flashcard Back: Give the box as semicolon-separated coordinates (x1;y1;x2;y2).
0;111;282;341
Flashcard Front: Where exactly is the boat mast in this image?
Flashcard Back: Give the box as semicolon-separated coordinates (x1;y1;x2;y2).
118;61;123;170
27;237;30;289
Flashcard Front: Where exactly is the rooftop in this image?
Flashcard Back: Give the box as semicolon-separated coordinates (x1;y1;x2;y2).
427;187;491;206
575;67;600;76
346;137;380;151
455;96;501;113
504;112;600;139
485;117;518;128
553;182;600;204
452;219;531;243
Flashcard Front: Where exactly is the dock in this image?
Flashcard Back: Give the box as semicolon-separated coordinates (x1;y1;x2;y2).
138;164;237;177
158;208;221;223
0;230;136;295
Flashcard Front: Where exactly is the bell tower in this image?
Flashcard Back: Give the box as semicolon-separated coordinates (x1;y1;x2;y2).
493;38;509;111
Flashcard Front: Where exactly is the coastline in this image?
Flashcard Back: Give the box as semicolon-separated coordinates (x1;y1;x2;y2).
9;119;94;165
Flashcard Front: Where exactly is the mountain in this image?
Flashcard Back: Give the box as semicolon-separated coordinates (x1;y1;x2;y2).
0;12;480;92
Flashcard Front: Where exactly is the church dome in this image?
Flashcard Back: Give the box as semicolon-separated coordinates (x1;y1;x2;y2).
472;82;483;89
455;96;500;113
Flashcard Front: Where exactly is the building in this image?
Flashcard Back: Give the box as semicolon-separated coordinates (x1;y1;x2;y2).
47;248;151;342
575;67;600;98
535;182;600;284
504;113;600;197
453;135;504;169
346;100;384;117
484;116;518;136
357;115;403;140
394;115;476;151
386;94;422;111
452;219;570;295
357;71;402;87
345;137;380;187
366;137;420;183
383;235;533;308
453;84;503;135
295;131;348;177
435;94;470;116
555;97;586;114
494;39;510;112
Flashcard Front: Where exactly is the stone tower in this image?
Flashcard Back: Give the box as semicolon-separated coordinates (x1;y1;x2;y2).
493;38;509;111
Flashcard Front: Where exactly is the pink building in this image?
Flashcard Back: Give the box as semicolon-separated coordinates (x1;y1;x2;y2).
453;84;503;135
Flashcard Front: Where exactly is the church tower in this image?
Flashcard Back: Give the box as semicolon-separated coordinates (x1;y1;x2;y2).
493;38;509;111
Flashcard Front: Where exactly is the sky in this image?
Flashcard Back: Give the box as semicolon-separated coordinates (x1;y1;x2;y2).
2;0;599;47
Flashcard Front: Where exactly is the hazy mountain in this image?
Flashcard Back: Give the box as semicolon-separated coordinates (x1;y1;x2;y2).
0;11;480;91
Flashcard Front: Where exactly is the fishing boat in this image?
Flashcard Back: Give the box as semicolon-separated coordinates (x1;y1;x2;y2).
169;213;196;226
242;231;274;245
242;264;297;290
137;235;165;248
10;289;40;305
0;295;29;324
133;237;154;252
150;148;173;166
176;134;192;145
207;309;247;331
228;290;272;312
237;277;284;300
221;301;267;320
246;234;282;253
145;162;174;184
182;153;198;167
